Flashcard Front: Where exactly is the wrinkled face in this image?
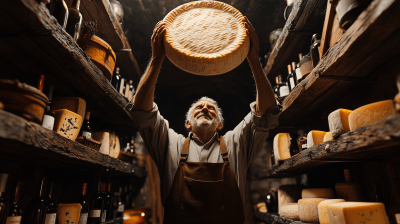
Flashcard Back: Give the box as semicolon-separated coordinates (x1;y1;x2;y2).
187;101;221;132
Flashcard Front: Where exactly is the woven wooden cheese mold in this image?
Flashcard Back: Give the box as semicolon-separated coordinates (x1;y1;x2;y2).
76;137;102;151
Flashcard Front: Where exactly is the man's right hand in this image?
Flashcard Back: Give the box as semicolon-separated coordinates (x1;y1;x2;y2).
151;21;166;61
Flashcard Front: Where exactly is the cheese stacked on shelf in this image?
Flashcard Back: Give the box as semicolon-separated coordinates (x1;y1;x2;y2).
328;109;352;138
53;109;82;141
327;202;390;224
318;199;346;224
307;131;327;148
163;1;250;75
302;188;335;199
323;132;333;142
348;100;396;131
279;203;300;220
273;133;291;162
298;198;328;223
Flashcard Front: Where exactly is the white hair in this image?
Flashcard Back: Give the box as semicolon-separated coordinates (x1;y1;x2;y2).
185;96;224;129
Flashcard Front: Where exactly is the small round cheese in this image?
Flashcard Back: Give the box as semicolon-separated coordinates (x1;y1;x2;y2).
318;199;346;224
163;1;250;75
298;198;328;223
279;203;300;220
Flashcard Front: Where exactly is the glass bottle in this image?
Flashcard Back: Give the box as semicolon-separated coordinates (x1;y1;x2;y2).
0;174;8;224
297;129;307;152
277;75;289;98
79;111;92;139
115;187;124;219
119;78;125;96
88;182;104;224
287;64;296;92
79;183;89;224
37;74;45;92
6;182;22;224
296;53;304;83
66;0;82;41
47;0;69;29
111;67;121;92
44;181;57;224
265;190;278;213
42;85;55;130
124;80;130;100
128;80;134;101
22;178;47;224
105;183;114;221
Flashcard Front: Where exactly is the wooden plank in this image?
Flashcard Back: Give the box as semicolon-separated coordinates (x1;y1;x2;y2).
279;0;400;125
0;110;142;176
254;212;309;224
264;0;326;80
0;0;134;127
259;114;400;178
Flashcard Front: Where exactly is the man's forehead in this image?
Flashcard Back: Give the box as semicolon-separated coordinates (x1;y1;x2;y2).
194;100;216;107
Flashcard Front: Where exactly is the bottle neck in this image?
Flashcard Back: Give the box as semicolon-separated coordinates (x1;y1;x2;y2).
287;65;292;75
38;179;45;197
81;183;87;196
71;0;81;9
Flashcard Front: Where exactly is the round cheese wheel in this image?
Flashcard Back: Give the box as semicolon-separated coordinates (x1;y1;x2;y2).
163;1;250;75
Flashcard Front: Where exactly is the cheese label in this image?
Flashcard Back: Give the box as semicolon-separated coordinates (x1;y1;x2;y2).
42;115;55;130
78;213;88;224
6;216;21;224
82;131;92;139
89;209;101;218
44;213;57;224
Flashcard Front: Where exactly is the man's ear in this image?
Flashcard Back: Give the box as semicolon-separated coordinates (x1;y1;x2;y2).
217;122;222;131
186;120;192;131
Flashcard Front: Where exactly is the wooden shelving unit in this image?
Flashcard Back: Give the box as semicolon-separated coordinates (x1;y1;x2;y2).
254;212;307;224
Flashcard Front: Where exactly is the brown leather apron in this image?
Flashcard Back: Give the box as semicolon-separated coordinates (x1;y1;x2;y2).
163;136;245;224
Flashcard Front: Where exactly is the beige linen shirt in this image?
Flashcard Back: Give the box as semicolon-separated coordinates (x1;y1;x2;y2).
126;102;281;205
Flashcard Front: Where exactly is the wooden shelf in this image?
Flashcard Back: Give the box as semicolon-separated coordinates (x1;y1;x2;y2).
254;212;307;224
257;113;400;179
264;0;326;80
0;109;145;177
0;0;137;129
277;0;400;126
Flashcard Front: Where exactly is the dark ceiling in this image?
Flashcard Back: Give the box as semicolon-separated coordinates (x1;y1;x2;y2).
118;0;287;135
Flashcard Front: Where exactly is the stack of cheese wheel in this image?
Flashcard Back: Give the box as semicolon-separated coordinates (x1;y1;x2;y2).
298;188;335;223
163;1;250;75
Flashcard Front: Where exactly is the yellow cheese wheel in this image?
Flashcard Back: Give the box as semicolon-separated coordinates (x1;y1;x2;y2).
328;109;352;138
302;188;335;199
318;199;346;224
273;133;291;162
327;202;390;224
53;109;82;141
349;100;396;131
57;203;81;224
298;198;328;223
323;132;333;142
307;131;327;148
279;203;300;221
163;1;250;75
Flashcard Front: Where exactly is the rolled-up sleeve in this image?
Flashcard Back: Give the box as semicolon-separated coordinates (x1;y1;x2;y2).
250;101;281;131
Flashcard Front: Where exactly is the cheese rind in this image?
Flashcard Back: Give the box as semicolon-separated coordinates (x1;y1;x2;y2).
328;109;352;138
53;109;82;141
279;203;300;221
302;188;335;199
298;198;328;223
307;131;327;148
327;202;389;224
323;132;333;142
273;133;291;162
349;100;396;131
163;1;250;75
318;199;346;224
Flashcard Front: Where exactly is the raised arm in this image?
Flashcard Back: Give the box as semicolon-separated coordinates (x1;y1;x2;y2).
243;17;276;116
132;21;166;112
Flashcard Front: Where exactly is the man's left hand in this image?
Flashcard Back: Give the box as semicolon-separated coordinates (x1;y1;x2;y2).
243;17;259;62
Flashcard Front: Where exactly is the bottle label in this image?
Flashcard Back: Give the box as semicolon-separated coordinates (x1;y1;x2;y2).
42;115;55;130
289;77;295;90
89;209;101;218
279;86;289;97
302;144;307;148
6;216;22;224
296;68;302;81
78;213;88;224
44;213;57;224
82;131;92;139
117;204;124;212
101;210;107;222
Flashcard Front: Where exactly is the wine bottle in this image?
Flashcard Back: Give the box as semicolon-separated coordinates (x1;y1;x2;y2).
128;80;134;101
37;74;45;92
22;178;47;224
65;0;82;41
111;67;121;92
296;53;303;83
291;62;298;86
0;174;9;224
79;183;89;224
42;85;55;131
129;137;135;154
79;112;92;139
6;182;22;224
88;182;104;224
296;129;307;152
277;75;289;98
47;0;69;29
115;187;124;219
44;181;57;224
286;64;296;92
104;183;113;221
124;80;130;100
119;78;125;96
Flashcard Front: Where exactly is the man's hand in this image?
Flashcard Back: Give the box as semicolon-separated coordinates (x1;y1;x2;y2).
243;16;259;62
151;21;166;61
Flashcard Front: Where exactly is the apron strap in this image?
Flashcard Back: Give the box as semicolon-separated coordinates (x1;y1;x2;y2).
219;136;229;162
180;135;229;162
180;137;191;162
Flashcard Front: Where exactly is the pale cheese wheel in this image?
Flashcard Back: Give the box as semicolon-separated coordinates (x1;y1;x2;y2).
323;132;333;142
349;100;396;131
298;198;328;223
327;202;390;224
93;132;110;155
318;199;346;224
279;203;300;221
302;188;335;199
273;133;291;162
163;1;250;75
328;109;352;138
307;130;327;148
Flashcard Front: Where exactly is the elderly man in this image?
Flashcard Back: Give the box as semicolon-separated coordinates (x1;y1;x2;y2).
126;17;281;224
